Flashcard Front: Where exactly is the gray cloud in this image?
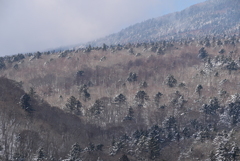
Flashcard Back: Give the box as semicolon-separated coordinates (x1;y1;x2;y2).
0;0;205;56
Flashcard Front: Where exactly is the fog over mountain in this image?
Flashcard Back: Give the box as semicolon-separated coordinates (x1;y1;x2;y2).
0;0;205;56
90;0;240;46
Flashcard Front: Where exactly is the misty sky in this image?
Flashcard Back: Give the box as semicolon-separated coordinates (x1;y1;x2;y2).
0;0;206;56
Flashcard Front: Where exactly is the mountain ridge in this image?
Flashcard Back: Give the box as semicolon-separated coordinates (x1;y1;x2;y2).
88;0;240;47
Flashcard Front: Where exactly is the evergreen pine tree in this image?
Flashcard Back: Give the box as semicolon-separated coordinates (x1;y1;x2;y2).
215;142;228;161
229;144;240;161
154;92;163;108
68;143;82;161
165;75;177;88
135;91;149;105
195;84;203;98
102;43;107;51
114;94;127;105
36;147;45;161
90;99;104;115
20;93;32;112
79;84;91;101
65;96;82;115
148;136;160;160
28;87;36;97
198;47;208;59
123;107;134;121
127;72;138;82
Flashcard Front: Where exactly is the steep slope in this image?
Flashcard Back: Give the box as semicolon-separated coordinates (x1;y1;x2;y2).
0;77;118;161
1;34;240;160
90;0;240;46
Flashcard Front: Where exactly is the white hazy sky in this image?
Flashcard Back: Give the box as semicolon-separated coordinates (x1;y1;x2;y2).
0;0;206;56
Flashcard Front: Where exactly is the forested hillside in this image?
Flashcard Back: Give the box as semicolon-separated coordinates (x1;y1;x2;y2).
1;34;240;160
